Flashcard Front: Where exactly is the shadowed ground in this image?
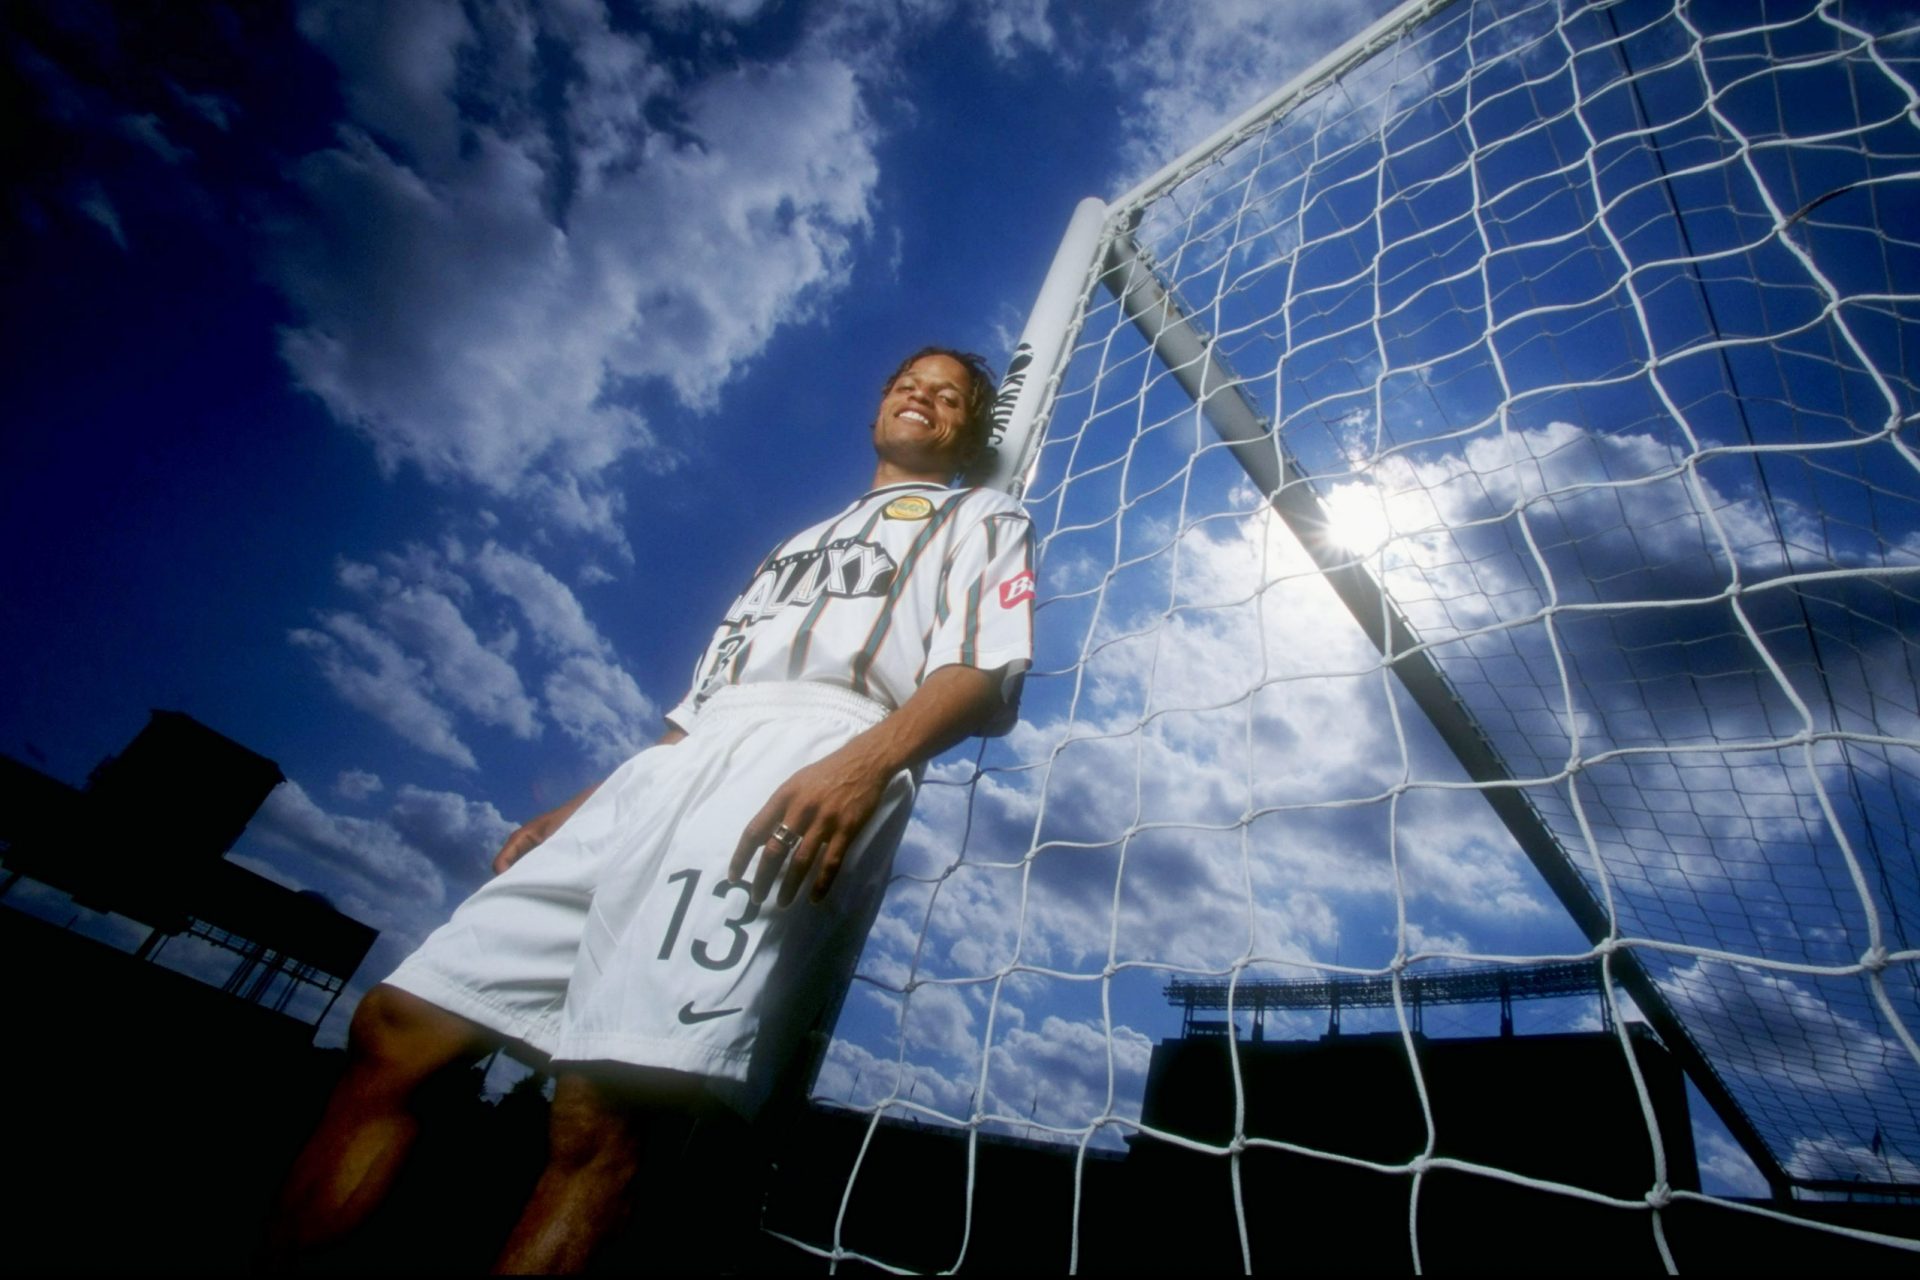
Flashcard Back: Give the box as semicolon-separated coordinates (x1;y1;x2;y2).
8;908;1915;1274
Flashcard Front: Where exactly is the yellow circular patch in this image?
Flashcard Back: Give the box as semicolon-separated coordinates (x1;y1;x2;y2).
884;494;934;520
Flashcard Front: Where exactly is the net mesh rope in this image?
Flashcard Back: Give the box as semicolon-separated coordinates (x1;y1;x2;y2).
787;0;1920;1269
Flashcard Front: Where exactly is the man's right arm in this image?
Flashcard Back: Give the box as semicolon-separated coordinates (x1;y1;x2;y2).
490;725;686;874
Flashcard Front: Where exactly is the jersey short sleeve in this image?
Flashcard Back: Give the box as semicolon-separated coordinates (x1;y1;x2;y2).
923;494;1035;735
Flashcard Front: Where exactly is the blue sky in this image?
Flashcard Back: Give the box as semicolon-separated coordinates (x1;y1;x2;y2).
0;7;1291;908
13;0;1919;1226
1;0;1421;1092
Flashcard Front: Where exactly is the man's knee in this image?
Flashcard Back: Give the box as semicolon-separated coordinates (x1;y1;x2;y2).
346;984;492;1082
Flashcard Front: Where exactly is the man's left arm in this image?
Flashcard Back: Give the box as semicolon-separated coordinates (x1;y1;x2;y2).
729;663;1004;907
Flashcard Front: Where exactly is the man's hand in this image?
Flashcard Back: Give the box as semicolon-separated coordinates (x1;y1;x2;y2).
729;665;1003;906
730;740;894;907
492;810;566;876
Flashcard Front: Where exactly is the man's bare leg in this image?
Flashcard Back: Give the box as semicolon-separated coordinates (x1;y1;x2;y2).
494;1067;704;1275
267;984;497;1261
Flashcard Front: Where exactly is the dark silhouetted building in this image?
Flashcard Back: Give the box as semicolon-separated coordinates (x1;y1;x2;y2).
0;711;380;1270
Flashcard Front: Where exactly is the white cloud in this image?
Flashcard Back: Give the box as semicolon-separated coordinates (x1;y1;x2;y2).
76;181;127;250
543;655;658;766
291;550;542;768
1784;1133;1920;1190
335;768;385;801
469;541;607;659
249;779;468;919
897;981;980;1061
466;539;660;763
800;0;1053;75
118;112;189;164
271;123;650;516
293;0;474;170
1104;0;1406;181
240;777;517;1041
1397;816;1552;922
1359;418;1920;643
345;559;542;738
581;56;877;407
387;782;523;876
271;0;882;538
1656;960;1904;1100
294;538;658;769
1650;957;1920;1185
1400;919;1475;960
645;0;776;21
988;1014;1152;1134
817;997;1152;1151
291;613;479;768
1695;1128;1770;1199
812;1033;979;1118
976;0;1057;62
168;81;234;130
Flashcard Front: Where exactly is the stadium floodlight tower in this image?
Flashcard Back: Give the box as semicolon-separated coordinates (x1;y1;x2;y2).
964;0;1920;1269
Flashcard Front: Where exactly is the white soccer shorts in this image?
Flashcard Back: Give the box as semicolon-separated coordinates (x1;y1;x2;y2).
384;682;913;1115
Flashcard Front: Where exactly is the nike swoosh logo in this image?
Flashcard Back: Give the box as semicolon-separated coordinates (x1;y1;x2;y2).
678;1001;743;1025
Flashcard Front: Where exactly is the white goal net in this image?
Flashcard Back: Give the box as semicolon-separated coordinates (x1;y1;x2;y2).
790;0;1920;1270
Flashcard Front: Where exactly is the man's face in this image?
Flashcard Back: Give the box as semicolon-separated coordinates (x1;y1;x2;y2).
873;354;975;474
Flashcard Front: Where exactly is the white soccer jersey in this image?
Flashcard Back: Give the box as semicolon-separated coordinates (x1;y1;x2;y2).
665;481;1035;734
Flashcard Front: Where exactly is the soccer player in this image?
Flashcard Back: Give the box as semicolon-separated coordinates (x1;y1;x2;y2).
268;348;1036;1273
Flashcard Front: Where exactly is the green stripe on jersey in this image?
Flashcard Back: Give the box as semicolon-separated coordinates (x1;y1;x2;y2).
961;576;982;666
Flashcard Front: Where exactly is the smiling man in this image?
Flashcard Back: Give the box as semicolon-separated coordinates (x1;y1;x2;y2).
269;348;1035;1273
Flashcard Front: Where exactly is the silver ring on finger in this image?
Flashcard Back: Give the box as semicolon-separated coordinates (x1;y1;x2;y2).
769;822;801;854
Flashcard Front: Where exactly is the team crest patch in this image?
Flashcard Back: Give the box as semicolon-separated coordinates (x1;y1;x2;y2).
999;571;1035;609
884;495;934;520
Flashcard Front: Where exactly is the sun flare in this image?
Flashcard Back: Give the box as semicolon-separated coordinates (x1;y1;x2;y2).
1322;483;1392;555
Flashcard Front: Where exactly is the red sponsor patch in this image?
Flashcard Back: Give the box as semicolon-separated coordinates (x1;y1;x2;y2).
999;571;1035;609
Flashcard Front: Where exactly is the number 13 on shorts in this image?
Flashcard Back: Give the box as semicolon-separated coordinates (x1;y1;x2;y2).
658;869;759;970
623;864;769;1029
619;769;917;1045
